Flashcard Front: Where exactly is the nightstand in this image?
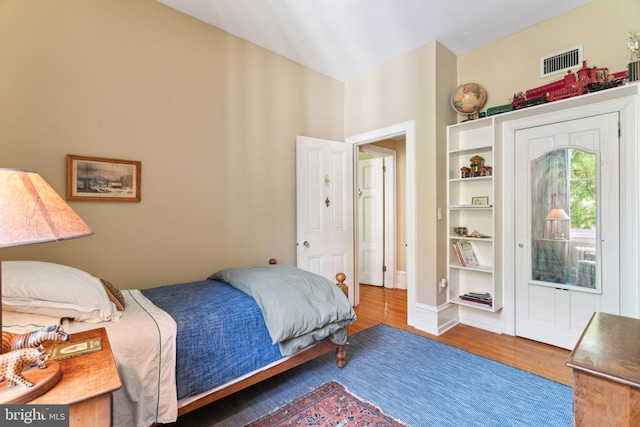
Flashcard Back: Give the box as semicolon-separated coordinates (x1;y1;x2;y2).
567;312;640;426
31;327;122;427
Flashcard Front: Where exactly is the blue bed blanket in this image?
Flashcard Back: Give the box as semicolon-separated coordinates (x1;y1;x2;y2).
141;280;282;400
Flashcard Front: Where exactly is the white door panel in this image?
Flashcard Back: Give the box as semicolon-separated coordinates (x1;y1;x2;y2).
358;158;384;286
296;136;354;303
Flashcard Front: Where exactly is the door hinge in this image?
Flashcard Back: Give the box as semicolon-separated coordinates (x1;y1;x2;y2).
383;165;387;173
383;265;387;272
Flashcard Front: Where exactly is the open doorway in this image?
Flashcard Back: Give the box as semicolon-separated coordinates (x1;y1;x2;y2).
347;120;416;327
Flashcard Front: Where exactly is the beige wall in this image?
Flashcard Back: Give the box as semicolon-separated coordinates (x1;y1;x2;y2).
345;42;457;305
0;0;344;289
458;0;638;114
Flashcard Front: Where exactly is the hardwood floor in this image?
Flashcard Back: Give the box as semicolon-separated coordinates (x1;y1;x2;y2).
350;284;573;386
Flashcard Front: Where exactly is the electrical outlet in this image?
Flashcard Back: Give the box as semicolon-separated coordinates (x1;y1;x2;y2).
439;278;447;293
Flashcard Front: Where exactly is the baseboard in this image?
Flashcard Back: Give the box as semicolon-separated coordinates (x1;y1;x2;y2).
412;301;459;336
411;300;505;336
457;306;504;334
394;270;407;290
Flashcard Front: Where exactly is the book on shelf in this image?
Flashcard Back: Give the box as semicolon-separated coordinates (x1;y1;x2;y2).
451;242;466;266
467;291;491;299
49;337;103;361
459;292;493;306
458;240;479;267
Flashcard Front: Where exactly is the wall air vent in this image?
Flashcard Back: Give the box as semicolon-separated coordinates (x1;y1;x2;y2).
540;45;583;78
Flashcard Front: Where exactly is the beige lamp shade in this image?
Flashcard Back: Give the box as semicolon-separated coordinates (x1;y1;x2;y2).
0;169;92;402
0;169;94;247
546;208;570;220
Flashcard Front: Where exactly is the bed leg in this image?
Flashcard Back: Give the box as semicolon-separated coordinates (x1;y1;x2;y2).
335;345;346;368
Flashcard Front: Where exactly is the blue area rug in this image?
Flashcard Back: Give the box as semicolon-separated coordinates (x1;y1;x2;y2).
171;324;573;426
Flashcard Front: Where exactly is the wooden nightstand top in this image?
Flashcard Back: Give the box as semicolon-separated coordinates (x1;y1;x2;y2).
567;312;640;389
31;327;121;405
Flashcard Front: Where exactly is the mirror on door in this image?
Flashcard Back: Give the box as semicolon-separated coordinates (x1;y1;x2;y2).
530;148;598;291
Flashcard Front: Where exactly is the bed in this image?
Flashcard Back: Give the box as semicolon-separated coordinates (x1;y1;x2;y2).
1;260;356;427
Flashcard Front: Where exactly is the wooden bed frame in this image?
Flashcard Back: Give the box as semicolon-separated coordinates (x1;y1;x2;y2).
174;269;350;418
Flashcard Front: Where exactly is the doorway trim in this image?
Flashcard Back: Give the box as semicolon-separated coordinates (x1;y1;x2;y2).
346;120;416;326
358;144;397;288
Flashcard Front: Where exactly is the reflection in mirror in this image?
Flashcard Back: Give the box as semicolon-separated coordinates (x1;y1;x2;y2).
531;148;597;289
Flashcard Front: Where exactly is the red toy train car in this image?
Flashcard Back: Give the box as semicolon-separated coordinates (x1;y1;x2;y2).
487;61;628;116
513;61;627;109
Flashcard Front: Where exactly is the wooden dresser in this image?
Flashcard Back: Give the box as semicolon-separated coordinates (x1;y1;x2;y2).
566;312;640;426
31;327;121;427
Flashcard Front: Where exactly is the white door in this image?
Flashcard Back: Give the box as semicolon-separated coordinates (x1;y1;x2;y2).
296;136;355;303
358;157;384;286
515;113;619;350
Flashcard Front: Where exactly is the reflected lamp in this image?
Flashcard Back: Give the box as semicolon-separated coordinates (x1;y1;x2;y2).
545;208;570;240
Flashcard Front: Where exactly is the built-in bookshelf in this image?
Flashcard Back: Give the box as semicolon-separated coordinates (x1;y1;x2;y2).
447;118;501;312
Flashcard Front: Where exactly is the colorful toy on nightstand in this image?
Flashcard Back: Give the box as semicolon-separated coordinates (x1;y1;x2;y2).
0;346;50;388
2;325;69;353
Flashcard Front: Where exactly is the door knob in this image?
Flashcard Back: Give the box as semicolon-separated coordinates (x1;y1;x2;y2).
303;241;310;248
518;243;524;248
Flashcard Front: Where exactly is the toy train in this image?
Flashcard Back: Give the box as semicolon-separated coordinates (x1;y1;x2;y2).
487;61;628;116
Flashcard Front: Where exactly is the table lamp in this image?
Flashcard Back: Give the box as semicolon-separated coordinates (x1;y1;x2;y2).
0;168;94;403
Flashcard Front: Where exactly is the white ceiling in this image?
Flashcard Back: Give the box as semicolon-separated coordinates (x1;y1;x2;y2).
156;0;593;82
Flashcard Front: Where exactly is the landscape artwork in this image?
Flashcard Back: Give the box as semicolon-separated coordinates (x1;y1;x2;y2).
67;154;141;202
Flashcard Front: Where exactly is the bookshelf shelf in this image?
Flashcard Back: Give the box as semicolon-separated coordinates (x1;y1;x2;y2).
449;296;495;311
449;264;492;273
449;235;493;242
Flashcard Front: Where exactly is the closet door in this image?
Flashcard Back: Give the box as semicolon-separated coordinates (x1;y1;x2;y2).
514;113;619;350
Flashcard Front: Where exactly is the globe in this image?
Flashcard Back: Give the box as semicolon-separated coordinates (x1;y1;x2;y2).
451;83;487;117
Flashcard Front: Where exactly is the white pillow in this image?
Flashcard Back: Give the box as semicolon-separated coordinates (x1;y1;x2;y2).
2;261;121;323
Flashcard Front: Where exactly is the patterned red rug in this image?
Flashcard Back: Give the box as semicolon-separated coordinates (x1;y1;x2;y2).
245;381;408;427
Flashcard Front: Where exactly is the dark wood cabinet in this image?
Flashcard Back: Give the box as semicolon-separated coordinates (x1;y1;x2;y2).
567;312;640;426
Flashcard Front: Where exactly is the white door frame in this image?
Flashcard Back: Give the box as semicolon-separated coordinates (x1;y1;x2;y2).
346;120;417;326
358;145;397;288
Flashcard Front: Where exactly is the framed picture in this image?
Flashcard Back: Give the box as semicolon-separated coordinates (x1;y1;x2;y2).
67;155;141;202
471;196;489;206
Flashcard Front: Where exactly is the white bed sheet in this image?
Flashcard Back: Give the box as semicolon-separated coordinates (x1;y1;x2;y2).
3;289;178;427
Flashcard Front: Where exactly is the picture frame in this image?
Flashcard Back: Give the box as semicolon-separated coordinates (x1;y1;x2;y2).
471;196;489;206
67;155;141;202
